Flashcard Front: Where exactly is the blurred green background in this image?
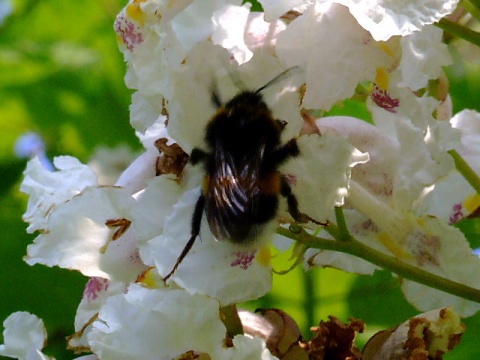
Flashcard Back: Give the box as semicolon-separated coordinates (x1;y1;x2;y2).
1;0;480;358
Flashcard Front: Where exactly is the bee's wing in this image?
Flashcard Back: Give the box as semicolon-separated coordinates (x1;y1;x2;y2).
206;143;264;241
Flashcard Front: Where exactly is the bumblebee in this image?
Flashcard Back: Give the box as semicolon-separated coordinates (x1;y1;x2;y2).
163;71;322;281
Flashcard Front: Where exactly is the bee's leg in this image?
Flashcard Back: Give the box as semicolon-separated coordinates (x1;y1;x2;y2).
190;148;208;165
271;139;300;167
280;176;328;226
163;194;205;283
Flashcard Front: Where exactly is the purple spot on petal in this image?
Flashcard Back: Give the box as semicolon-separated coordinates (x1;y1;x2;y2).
371;83;400;113
230;250;256;270
449;203;464;224
83;277;109;302
114;15;144;51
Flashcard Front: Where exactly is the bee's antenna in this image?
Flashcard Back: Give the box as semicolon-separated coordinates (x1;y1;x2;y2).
255;66;299;94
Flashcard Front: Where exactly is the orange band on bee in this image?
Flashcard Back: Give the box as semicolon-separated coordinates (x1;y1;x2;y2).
202;175;210;195
260;172;281;195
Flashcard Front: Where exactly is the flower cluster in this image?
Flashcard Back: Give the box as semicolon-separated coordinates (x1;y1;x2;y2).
2;0;479;359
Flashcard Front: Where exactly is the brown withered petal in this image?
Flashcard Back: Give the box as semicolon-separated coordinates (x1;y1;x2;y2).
239;309;308;360
362;307;465;360
154;138;189;177
300;108;322;135
307;316;364;360
280;10;302;23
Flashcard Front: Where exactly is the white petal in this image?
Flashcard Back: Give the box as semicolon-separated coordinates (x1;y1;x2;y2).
88;145;138;187
89;285;226;359
276;3;390;110
282;132;368;221
0;312;50;360
401;217;480;317
26;187;144;282
260;0;307;21
336;0;459;41
167;44;303;153
214;335;278;360
243;12;286;55
114;150;158;195
140;187;272;306
69;278;126;350
129;91;164;134
21;156;98;233
212;4;253;64
132;175;184;257
396;25;452;90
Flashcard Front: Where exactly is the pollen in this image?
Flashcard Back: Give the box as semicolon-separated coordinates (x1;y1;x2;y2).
256;245;271;267
463;193;480;214
126;0;146;25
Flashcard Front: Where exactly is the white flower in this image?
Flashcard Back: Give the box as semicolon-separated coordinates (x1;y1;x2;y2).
21;156;98;233
420;109;480;223
25;186;146;282
260;0;459;39
259;0;308;21
87;145;138;187
276;3;391;110
69;278;127;351
395;25;452;91
281;133;368;221
217;335;279;360
309;115;480;316
166;44;304;153
0;312;51;360
12;2;479;358
335;0;460;41
139;187;273;305
400;217;480;316
88;285;226;359
88;284;277;359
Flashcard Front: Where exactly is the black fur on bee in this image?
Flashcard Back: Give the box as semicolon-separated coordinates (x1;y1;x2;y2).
163;70;324;282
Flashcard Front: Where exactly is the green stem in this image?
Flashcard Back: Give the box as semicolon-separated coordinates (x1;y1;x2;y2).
277;226;480;304
466;0;480;11
463;0;480;23
220;304;244;338
448;149;480;194
435;18;480;47
334;206;350;241
303;270;316;334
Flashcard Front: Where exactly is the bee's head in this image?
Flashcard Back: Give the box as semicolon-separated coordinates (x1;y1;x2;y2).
205;67;298;153
224;91;269;117
206;90;281;156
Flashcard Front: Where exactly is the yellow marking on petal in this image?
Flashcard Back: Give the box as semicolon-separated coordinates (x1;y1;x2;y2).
256;245;271;267
126;1;146;25
377;232;412;260
375;68;390;91
464;193;480;213
137;267;163;289
116;33;124;46
379;43;394;57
